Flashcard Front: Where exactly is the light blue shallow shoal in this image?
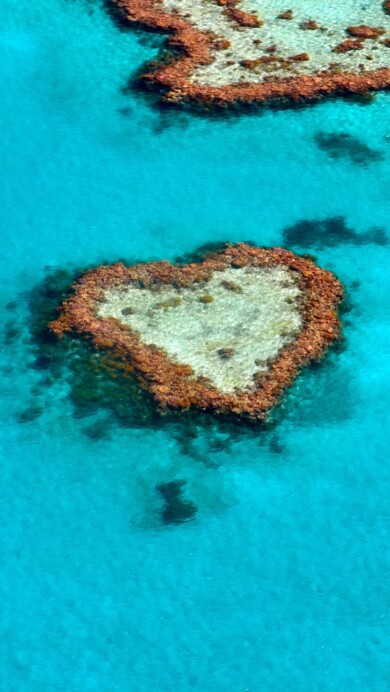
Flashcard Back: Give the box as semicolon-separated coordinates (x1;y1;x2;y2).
1;1;390;690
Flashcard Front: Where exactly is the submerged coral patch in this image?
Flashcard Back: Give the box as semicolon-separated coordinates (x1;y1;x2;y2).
314;131;384;165
109;0;390;108
283;216;388;248
156;480;197;524
49;243;343;421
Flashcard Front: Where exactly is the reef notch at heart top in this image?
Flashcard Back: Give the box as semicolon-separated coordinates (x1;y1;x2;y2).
109;0;390;108
49;243;343;421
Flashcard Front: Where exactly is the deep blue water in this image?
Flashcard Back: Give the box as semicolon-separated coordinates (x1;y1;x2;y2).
1;1;390;689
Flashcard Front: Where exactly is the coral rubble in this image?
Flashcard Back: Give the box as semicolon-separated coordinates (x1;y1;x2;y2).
109;0;390;108
50;243;343;421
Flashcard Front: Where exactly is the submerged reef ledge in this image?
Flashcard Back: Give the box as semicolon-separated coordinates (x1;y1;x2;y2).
110;0;390;107
50;244;343;421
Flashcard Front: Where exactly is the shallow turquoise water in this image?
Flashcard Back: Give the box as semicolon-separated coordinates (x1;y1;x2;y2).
1;1;390;690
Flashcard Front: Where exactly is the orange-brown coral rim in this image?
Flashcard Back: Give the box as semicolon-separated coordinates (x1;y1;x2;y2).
49;244;344;421
110;0;390;107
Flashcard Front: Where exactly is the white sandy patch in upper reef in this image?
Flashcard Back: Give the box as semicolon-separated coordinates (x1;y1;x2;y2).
161;0;390;86
97;266;302;393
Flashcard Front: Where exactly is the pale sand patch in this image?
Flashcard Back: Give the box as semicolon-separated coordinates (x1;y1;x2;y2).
161;0;390;86
97;266;302;393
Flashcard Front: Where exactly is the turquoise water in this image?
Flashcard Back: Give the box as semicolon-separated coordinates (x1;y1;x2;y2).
1;0;390;689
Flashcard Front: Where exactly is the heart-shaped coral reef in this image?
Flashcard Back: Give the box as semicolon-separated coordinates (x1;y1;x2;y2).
50;243;343;420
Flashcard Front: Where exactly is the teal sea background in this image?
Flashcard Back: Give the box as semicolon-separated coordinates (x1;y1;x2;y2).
1;0;390;689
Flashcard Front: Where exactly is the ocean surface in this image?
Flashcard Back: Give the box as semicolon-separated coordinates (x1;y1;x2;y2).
1;1;390;689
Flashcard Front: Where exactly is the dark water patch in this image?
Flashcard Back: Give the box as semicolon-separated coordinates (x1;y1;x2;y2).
281;354;352;427
330;334;348;356
82;417;113;441
64;0;97;15
28;354;53;371
38;375;56;388
268;435;285;455
151;109;190;135
350;280;360;291
17;403;43;424
119;90;191;133
339;292;356;317
25;268;85;386
338;281;361;330
70;371;107;418
117;106;134;118
103;0;132;32
314;131;384;166
117;96;191;135
5;301;18;311
282;216;388;249
15;266;94;425
1;365;14;375
3;320;21;345
137;34;167;50
341;91;376;106
25;378;57;408
156;480;197;525
27;268;79;344
170;415;256;465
